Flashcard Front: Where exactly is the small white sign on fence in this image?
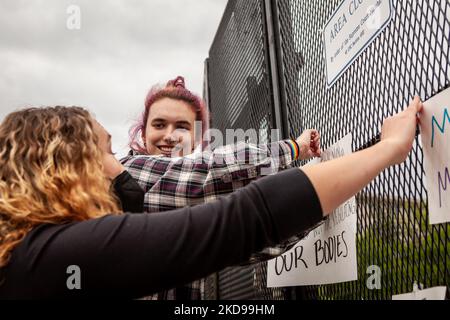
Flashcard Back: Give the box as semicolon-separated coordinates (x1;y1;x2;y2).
392;286;447;300
323;0;393;88
420;87;450;225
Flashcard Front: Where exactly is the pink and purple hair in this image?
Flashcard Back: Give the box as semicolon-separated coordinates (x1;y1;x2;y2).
129;76;210;154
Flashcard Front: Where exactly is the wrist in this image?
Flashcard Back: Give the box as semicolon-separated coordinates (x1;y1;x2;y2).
296;140;311;160
298;142;309;160
372;140;396;169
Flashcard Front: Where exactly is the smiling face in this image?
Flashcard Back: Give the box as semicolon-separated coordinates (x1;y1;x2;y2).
144;97;196;157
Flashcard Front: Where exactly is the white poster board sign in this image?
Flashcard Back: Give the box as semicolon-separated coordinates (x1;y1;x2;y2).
267;134;357;287
392;286;447;300
323;0;393;87
420;88;450;224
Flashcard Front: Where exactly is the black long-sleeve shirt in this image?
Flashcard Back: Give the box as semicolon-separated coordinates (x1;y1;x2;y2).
0;168;323;299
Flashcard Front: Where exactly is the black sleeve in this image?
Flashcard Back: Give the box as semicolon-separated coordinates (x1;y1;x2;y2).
112;170;145;213
1;168;323;299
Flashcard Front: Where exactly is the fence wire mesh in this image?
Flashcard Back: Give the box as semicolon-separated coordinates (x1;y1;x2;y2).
276;0;450;299
208;0;274;145
206;0;450;300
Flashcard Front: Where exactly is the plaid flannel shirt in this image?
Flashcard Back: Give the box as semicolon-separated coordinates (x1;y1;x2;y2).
120;139;301;300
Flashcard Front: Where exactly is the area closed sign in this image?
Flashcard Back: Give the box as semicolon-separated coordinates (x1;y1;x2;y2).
323;0;393;87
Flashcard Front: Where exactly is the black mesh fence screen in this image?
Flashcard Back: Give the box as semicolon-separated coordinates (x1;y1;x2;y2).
206;0;450;300
208;0;274;145
206;0;287;300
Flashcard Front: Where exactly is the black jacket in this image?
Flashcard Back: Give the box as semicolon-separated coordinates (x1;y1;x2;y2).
0;168;323;299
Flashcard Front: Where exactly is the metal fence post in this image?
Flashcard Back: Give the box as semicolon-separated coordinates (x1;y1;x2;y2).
263;0;288;138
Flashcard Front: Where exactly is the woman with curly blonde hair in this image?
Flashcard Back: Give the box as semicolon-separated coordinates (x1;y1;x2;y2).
0;107;124;268
0;98;422;298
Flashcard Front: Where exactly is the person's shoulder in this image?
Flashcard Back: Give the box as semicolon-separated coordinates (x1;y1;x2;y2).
120;151;169;167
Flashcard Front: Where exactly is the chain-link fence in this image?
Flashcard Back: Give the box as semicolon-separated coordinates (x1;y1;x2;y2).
205;0;450;300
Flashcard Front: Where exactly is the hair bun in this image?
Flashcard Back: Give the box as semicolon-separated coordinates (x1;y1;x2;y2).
167;76;185;89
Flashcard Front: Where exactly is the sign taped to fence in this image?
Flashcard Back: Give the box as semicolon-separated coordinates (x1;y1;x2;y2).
323;0;393;88
392;286;447;300
420;88;450;225
267;134;358;287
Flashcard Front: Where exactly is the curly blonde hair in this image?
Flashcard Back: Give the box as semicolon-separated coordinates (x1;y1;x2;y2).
0;106;121;268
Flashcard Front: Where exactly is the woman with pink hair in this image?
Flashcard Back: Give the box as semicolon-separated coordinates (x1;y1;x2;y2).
129;76;210;157
122;76;321;300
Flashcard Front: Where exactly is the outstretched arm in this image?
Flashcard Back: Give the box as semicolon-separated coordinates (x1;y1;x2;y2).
302;96;423;215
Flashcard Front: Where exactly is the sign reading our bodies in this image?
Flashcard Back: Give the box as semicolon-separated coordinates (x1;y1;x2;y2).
323;0;393;87
420;88;450;225
267;134;357;287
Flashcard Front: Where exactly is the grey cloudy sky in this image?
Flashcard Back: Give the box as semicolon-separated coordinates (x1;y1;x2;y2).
0;0;228;157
